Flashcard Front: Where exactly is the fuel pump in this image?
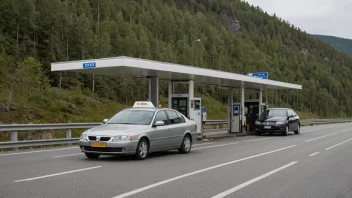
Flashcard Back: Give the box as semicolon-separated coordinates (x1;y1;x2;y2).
190;98;202;133
230;103;241;133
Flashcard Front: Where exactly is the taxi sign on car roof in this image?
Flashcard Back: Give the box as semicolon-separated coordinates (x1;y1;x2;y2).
133;101;155;108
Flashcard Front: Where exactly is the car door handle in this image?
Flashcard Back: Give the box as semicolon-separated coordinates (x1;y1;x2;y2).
167;128;171;131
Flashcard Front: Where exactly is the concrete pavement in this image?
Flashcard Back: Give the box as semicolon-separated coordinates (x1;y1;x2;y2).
1;123;352;198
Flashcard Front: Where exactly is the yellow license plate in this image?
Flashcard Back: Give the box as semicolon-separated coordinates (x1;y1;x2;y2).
91;142;106;148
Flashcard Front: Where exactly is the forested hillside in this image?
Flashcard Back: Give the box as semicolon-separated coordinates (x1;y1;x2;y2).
314;35;352;56
1;0;352;124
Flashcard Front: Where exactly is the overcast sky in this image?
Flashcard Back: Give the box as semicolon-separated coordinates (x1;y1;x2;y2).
243;0;352;39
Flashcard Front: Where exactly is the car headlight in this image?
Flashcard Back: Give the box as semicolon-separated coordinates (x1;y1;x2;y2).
276;121;286;125
112;135;133;142
80;133;87;140
255;121;261;125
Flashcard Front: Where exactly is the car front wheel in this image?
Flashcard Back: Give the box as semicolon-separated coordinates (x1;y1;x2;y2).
135;138;149;160
282;125;289;136
179;135;192;154
294;125;300;134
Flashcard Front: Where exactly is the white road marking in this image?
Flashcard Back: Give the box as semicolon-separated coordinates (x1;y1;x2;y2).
193;142;239;150
302;126;334;133
244;137;273;143
52;153;82;158
211;161;298;198
14;166;102;183
193;142;214;146
325;137;352;151
340;129;352;133
302;128;322;132
0;147;78;157
112;145;297;198
309;152;320;157
304;132;339;142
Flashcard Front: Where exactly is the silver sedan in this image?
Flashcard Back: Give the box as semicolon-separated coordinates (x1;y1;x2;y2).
79;107;198;160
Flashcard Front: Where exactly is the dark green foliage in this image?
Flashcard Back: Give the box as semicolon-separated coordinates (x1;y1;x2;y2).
314;35;352;56
1;0;352;123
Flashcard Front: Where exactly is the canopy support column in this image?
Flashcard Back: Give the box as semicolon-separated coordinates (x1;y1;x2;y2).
149;76;159;107
259;89;263;117
241;85;245;133
228;88;233;133
168;81;173;108
188;80;194;118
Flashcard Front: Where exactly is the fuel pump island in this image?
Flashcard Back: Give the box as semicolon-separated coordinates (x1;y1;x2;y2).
51;56;301;135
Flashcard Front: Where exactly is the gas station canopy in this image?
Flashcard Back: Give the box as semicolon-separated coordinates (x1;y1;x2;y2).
51;56;302;90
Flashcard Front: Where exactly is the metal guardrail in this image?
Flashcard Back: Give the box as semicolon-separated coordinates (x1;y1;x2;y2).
204;119;352;126
0;123;101;131
1;119;352;150
0;138;79;149
0;123;101;150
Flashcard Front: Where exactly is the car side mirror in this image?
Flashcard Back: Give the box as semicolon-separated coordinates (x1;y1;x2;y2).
153;121;165;127
103;119;109;124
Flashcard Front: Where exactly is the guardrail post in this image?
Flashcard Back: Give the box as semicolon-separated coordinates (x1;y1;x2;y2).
66;129;72;145
216;124;220;129
11;131;18;151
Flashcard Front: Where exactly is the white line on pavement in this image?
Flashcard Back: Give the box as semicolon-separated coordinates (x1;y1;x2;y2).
193;142;239;150
52;153;82;158
0;147;78;157
112;145;297;198
210;161;298;198
193;142;214;146
340;129;352;133
302;126;335;133
304;132;340;142
244;137;273;143
309;152;320;157
325;137;352;151
14;166;102;183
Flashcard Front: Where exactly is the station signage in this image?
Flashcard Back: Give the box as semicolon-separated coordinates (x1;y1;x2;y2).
248;72;268;79
83;62;96;68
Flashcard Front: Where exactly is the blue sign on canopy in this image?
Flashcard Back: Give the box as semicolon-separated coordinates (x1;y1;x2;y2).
248;72;268;79
83;62;96;68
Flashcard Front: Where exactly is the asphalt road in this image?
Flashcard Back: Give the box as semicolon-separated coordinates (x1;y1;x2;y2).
1;123;352;198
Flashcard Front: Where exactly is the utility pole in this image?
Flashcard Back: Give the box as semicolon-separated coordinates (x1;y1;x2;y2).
296;90;298;110
92;74;95;93
192;39;200;66
192;38;201;95
59;72;62;89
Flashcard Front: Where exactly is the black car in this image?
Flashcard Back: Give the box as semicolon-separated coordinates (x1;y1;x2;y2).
255;108;300;136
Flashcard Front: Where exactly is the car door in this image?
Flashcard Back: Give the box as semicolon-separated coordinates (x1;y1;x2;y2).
291;110;299;130
175;111;187;146
166;110;185;147
149;110;172;151
287;110;295;131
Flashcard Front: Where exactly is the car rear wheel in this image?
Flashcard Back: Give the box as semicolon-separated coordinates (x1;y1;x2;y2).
294;125;300;134
282;125;289;136
135;138;149;160
85;153;100;159
179;135;192;154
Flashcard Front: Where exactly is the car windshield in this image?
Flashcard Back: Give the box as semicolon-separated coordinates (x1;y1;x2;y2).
261;109;287;118
107;110;155;125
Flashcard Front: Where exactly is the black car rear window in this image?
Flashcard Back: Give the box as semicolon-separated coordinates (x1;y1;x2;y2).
261;109;287;117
